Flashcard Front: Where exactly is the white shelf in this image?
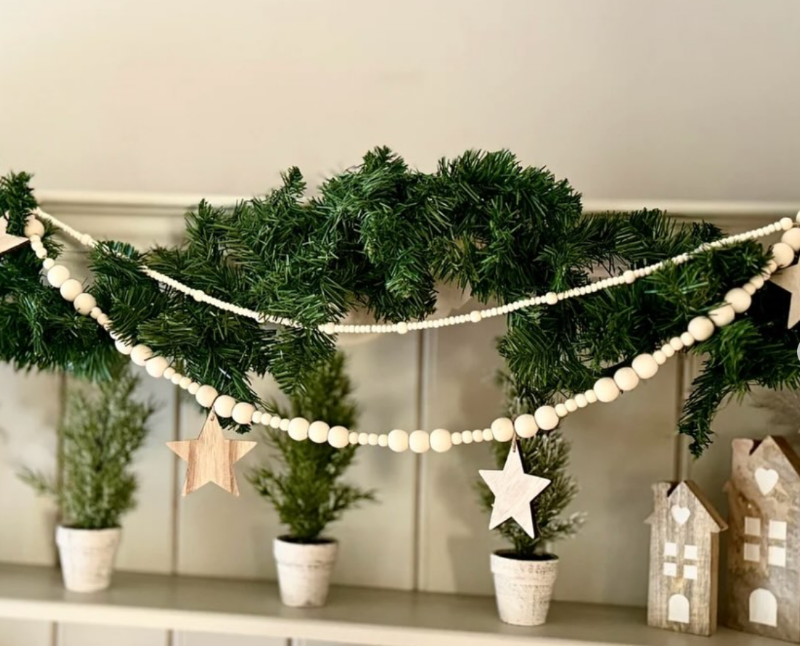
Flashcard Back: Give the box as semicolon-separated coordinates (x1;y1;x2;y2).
0;564;783;646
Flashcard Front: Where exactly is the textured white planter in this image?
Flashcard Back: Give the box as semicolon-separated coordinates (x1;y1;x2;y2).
274;537;338;608
491;551;559;626
56;526;121;593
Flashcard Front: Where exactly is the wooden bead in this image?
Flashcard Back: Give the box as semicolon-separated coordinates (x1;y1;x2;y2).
349;431;359;445
749;275;765;289
430;429;452;453
328;426;349;448
534;405;559;431
742;283;756;295
233;403;256;425
574;394;588;408
287;417;310;441
269;415;282;429
309;421;330;444
24;217;45;238
771;242;795;268
680;332;695;347
595;377;620;403
73;293;97;316
280;418;290;431
668;337;684;351
545;292;558;305
214;395;237;418
388;429;409;453
358;432;369;445
163;367;176;380
725;287;752;314
451;433;462;446
179;377;192;390
782;227;800;251
170;373;183;385
555;403;569;417
585;389;598;404
460;431;473;444
472;430;484;442
661;343;675;358
781;217;794;230
145;356;169;378
195;385;218;408
43;258;55;270
490;417;514;442
46;265;70;288
115;340;132;355
188;383;200;395
130;344;153;366
482;429;493;441
565;398;578;412
709;304;735;327
59;279;83;302
653;350;667;365
368;433;379;446
613;367;640;392
251;411;263;425
514;414;538;438
632;354;658;380
410;430;430;453
378;434;389;447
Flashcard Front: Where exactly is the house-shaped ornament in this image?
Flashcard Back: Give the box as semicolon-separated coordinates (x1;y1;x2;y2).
725;436;800;643
646;480;727;636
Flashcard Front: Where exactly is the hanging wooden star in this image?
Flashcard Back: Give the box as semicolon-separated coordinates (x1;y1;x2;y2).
771;264;800;329
167;411;258;496
479;438;551;538
0;217;29;256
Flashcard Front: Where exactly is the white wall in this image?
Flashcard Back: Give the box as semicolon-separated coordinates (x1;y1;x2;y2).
1;1;799;645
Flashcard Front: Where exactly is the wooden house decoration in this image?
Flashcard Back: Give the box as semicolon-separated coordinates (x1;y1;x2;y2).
646;480;727;636
725;436;800;643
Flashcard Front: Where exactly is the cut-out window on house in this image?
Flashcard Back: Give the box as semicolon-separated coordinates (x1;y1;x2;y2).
745;517;761;536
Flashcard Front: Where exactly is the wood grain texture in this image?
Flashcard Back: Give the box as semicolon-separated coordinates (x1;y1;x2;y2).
646;481;726;636
725;436;800;642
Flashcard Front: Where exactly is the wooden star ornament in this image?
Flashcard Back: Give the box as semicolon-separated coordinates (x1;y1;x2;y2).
480;438;551;539
771;263;800;329
0;217;28;256
167;411;258;496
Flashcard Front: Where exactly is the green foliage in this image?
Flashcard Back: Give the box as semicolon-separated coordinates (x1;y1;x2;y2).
248;353;375;542
20;365;154;529
480;375;584;558
2;150;799;455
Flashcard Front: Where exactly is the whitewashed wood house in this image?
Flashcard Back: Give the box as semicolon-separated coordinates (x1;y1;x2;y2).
725;436;800;643
646;480;727;636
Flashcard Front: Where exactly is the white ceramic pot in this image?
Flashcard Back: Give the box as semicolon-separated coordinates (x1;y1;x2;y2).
491;551;559;626
274;537;338;608
56;526;122;593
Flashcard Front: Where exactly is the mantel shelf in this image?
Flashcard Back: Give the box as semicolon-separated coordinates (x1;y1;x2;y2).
0;563;785;646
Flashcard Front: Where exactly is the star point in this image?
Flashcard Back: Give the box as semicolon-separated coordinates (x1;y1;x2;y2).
771;264;800;329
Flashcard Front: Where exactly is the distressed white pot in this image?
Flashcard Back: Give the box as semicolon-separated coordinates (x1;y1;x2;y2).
56;526;121;593
491;551;559;626
274;537;338;608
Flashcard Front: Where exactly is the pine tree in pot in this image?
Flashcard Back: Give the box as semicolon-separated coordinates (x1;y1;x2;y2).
20;365;153;593
249;353;375;608
479;379;584;626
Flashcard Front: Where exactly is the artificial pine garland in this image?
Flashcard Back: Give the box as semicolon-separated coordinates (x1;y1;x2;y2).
1;148;798;455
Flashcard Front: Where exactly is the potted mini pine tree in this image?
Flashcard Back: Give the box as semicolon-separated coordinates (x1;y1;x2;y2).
20;365;153;593
249;352;375;608
479;378;584;626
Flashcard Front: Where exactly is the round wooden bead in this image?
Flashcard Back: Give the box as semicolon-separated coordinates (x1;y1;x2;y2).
115;340;132;355
73;293;97;316
595;377;621;403
472;430;484;442
482;429;493;441
349;431;359;445
772;242;795;268
451;433;462;446
574;394;588;408
280;418;290;431
613;367;640;392
328;426;349;448
130;344;153;366
24;217;45;237
460;430;472;444
214;395;237;418
545;292;558;305
743;283;756;295
680;332;695;347
514;414;538;438
195;385;218;408
724;288;752;314
388;429;409;453
188;383;200;395
368;433;379;446
782;228;800;251
358;432;370;445
145;356;169;378
555;403;568;417
632;354;659;380
251;411;263;425
233;402;256;425
585;389;598;404
269;415;282;429
378;435;389;447
490;417;514;442
179;377;192;390
46;265;70;288
709;304;735;327
661;344;676;358
653;350;667;365
170;373;183;385
749;275;765;290
668;337;684;351
309;421;330;444
410;430;430;454
534;405;559;431
430;429;452;453
59;279;83;302
43;258;55;269
163;367;176;380
287;417;310;440
565;399;578;413
781;217;794;230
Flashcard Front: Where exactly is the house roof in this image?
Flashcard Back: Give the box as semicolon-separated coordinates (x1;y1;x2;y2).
645;480;727;532
724;436;800;491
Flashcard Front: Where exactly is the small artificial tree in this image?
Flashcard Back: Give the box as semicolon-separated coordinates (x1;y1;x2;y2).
249;352;375;543
20;365;154;529
480;374;584;559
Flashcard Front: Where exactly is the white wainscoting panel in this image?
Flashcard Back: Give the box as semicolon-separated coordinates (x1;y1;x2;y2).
57;623;167;646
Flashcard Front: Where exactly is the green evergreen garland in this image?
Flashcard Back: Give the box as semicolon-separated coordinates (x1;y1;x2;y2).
2;148;798;455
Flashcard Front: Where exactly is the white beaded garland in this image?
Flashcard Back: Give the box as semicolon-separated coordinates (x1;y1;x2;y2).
410;430;430;453
709;304;735;327
59;278;83;302
772;242;795;268
145;356;169;378
781;228;800;251
309;421;330;444
430;429;453;453
213;395;237;418
594;377;621;403
233;402;256;425
73;293;97;316
632;354;658;380
490;417;514;442
328;426;349;448
388;429;409;453
534;405;559;431
513;414;538;438
288;417;310;441
130;344;153;366
613;367;639;392
195;385;218;408
724;288;752;314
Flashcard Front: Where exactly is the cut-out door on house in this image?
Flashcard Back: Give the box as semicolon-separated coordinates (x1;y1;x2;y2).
668;594;690;624
750;589;778;627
